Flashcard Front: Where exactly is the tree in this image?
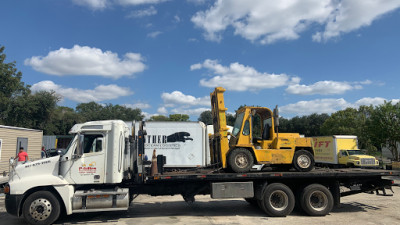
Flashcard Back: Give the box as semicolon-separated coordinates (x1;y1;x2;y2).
198;110;235;126
148;115;170;121
198;110;212;125
76;102;144;122
226;113;235;126
0;45;30;123
4;90;60;132
75;102;105;121
279;113;329;137
51;106;82;135
169;114;189;121
321;106;374;150
321;108;361;135
367;102;400;160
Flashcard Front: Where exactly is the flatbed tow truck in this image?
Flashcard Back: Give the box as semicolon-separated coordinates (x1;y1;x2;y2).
4;87;399;224
4;119;398;225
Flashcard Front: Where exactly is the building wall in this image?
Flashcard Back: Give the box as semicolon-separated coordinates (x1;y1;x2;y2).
0;126;43;174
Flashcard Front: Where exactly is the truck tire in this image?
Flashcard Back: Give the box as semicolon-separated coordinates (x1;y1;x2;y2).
228;148;254;173
22;191;61;225
300;184;333;216
293;150;314;172
259;183;295;217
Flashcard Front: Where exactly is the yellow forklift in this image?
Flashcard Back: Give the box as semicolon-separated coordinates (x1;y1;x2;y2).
210;87;314;173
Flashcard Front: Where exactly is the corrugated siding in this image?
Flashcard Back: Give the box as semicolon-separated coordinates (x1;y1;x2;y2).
0;127;43;174
43;136;57;150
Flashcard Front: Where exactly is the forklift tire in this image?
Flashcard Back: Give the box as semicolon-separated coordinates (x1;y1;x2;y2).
22;191;61;225
228;148;254;173
258;183;295;217
293;150;314;172
299;184;333;216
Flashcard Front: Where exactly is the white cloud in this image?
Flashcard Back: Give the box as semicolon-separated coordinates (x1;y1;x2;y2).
142;112;160;120
147;31;163;38
157;107;168;114
192;0;400;44
72;0;108;10
125;102;151;109
355;97;400;107
31;80;132;103
280;97;400;116
360;80;372;85
174;15;181;23
158;91;210;117
191;59;299;91
186;0;207;5
117;0;167;6
126;6;157;18
286;81;362;95
280;98;350;116
313;0;400;42
171;107;210;116
161;91;210;107
25;45;146;79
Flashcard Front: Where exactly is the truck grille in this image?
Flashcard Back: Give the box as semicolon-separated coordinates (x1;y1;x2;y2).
361;158;375;165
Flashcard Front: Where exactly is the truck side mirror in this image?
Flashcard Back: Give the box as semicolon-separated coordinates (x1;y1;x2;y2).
74;134;84;158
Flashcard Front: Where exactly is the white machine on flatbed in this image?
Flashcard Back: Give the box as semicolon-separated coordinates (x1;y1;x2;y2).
4;120;398;225
132;121;210;168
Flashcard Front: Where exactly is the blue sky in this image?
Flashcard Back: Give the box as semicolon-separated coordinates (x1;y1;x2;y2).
1;0;400;120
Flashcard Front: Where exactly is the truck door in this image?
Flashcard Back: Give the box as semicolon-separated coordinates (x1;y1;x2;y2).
338;150;349;165
69;133;106;184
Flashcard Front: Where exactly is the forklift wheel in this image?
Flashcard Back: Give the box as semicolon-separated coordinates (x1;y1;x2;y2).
293;150;314;172
228;148;254;173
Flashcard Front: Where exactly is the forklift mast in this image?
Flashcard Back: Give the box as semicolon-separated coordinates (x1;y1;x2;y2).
210;87;230;168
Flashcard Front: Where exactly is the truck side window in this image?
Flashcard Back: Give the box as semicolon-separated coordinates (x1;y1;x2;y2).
242;120;250;136
83;134;103;154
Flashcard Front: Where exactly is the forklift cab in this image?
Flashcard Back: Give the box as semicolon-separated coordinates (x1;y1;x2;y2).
229;107;277;150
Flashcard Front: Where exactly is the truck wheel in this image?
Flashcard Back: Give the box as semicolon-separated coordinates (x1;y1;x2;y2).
300;184;333;216
259;183;295;217
22;191;61;225
293;150;314;172
228;148;254;173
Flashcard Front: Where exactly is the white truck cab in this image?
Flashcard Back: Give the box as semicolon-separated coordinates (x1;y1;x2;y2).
5;120;135;225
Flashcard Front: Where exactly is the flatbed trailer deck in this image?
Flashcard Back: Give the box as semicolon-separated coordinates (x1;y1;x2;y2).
147;168;398;181
127;168;398;217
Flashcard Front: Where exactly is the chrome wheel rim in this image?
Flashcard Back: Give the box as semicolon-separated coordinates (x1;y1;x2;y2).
269;190;289;211
29;198;52;221
309;191;328;211
235;153;249;168
297;155;311;169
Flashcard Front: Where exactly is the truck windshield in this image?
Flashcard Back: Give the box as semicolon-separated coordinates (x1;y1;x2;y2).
232;112;245;137
347;150;364;155
63;135;76;154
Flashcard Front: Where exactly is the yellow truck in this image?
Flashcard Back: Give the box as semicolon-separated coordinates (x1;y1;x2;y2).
312;135;379;168
210;87;314;173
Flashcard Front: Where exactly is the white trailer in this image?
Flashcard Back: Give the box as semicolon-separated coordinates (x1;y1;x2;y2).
130;121;210;168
